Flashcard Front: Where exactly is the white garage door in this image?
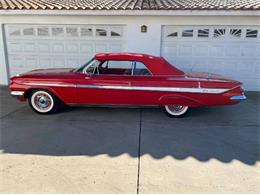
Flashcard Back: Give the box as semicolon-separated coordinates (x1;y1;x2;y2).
5;24;125;76
162;26;260;91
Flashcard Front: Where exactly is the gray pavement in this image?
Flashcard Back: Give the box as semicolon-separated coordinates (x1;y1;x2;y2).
0;86;259;193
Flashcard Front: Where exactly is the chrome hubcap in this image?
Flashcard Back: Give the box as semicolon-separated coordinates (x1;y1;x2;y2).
34;94;52;110
165;105;189;116
168;105;185;113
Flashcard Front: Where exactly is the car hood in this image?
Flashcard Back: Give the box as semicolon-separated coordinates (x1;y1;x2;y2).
19;68;74;76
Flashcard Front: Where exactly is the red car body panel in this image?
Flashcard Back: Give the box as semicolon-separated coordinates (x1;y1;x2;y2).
10;53;244;108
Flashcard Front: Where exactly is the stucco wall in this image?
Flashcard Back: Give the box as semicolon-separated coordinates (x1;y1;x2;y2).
0;15;259;85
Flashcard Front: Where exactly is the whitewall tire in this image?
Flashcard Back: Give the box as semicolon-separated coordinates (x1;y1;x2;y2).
163;105;189;117
29;90;58;114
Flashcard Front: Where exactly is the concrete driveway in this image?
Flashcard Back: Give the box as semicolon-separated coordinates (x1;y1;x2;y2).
0;86;259;193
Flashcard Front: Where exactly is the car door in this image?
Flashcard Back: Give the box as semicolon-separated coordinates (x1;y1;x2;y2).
128;61;164;105
76;60;134;105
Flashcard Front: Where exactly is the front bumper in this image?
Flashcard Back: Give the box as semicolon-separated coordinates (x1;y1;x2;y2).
230;95;247;102
10;91;25;98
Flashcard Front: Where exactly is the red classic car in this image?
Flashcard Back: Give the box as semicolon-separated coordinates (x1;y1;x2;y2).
9;52;246;117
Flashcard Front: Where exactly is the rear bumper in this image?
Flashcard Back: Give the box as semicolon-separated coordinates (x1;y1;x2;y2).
10;91;24;98
230;95;247;102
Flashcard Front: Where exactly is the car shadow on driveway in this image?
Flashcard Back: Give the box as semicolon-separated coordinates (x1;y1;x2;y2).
1;89;259;165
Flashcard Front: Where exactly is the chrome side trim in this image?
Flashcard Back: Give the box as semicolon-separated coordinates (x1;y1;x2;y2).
21;82;76;88
77;84;229;94
11;91;24;96
19;82;234;94
230;95;247;101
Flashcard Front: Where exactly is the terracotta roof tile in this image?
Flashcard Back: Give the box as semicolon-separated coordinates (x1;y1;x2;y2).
0;0;259;10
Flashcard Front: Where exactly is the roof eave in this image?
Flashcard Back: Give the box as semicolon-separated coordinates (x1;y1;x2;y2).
0;10;260;16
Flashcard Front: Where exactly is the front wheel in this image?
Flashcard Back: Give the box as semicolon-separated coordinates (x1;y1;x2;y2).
163;105;189;117
28;90;60;114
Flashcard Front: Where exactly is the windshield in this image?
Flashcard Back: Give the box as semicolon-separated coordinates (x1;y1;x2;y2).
73;58;95;72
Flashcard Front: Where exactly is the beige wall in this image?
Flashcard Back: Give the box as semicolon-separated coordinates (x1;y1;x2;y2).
1;15;260;25
0;14;259;85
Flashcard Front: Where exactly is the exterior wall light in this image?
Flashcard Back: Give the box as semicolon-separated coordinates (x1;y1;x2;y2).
141;25;147;33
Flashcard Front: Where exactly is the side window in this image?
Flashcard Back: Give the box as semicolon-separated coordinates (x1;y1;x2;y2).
133;62;151;76
99;60;133;75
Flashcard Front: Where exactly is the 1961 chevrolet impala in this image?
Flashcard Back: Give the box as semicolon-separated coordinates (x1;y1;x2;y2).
10;53;246;117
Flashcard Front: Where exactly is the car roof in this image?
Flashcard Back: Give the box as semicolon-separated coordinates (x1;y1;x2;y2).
95;52;184;76
95;52;158;61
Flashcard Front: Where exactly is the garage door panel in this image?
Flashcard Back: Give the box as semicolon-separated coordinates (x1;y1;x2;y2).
8;42;23;53
242;78;259;91
52;58;66;68
210;45;225;57
39;58;51;68
52;42;65;53
237;62;253;72
225;45;241;57
80;43;94;53
109;43;123;52
65;42;79;53
237;64;257;79
9;55;24;75
38;42;50;53
255;61;260;76
192;60;209;72
212;62;226;75
79;58;88;65
24;42;36;53
193;45;208;56
162;44;178;56
5;24;125;77
179;45;192;56
162;25;260;91
24;56;38;69
95;43;107;53
241;45;258;56
67;58;80;67
221;61;239;76
174;58;193;71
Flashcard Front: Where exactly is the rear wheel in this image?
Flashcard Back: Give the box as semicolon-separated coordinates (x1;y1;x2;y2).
163;105;189;117
28;90;60;114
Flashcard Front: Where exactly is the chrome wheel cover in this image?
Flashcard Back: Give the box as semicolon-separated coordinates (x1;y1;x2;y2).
31;91;54;113
165;105;188;116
